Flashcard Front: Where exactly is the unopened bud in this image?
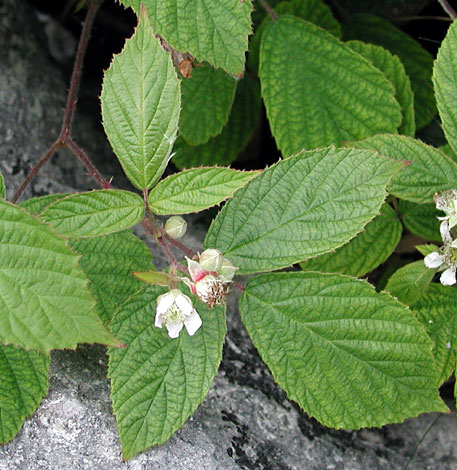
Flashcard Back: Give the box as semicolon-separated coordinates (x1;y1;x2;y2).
165;216;187;239
218;257;238;282
199;248;223;272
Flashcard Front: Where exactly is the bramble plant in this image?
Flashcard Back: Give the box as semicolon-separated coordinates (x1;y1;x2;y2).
3;0;457;461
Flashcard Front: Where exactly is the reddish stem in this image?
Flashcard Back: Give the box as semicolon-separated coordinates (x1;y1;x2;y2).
66;137;110;188
162;231;195;257
257;0;278;21
437;0;457;19
11;1;105;203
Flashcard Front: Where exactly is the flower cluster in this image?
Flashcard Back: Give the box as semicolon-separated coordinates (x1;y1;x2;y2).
155;249;238;338
183;248;238;308
424;190;457;285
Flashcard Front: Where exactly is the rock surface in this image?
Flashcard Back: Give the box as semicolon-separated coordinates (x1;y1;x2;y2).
1;1;457;469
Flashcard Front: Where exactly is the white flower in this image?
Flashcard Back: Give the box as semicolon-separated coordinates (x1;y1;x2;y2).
424;221;457;286
435;190;457;229
155;289;202;338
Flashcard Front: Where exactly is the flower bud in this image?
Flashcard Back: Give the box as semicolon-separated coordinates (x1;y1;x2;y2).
164;216;187;239
199;248;223;272
218;257;238;282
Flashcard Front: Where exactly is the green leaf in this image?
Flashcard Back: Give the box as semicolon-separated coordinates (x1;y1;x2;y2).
173;74;261;169
0;345;49;444
412;284;457;385
347;40;415;136
385;260;435;306
416;244;440;257
180;64;236;145
300;203;402;277
108;286;226;459
205;146;403;274
353;134;457;203
343;13;436;130
69;231;154;325
121;0;252;75
40;190;144;238
132;271;171;287
399;199;441;242
433;20;457;158
248;0;342;72
101;10;180;189
0;200;119;353
240;272;447;429
0;172;5;199
440;143;457;164
259;15;401;157
148;168;260;215
19;193;70;215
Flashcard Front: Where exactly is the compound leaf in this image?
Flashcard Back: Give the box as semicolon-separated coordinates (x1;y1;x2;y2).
173;74;261;168
0;345;49;444
300;203;401;277
259;15;401;156
40;190;144;238
120;0;252;75
347;40;415;136
101;9;180;189
70;231;154;325
343;13;435;130
433;19;457;157
399;200;441;242
0;201;120;353
108;286;226;459
180;64;236;145
240;272;447;429
412;284;457;386
353;134;457;204
148;167;259;215
205;146;403;274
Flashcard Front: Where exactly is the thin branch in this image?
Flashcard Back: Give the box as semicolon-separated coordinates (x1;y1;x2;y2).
11;139;64;203
12;1;106;203
61;1;100;136
257;0;278;21
232;280;245;292
65;137;110;188
393;15;452;22
437;0;457;19
162;231;195;257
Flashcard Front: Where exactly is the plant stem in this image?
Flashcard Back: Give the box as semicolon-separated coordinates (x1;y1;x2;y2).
61;1;99;136
11;139;64;203
11;1;106;203
393;15;452;22
66;137;110;188
257;0;278;21
437;0;457;19
162;231;195;257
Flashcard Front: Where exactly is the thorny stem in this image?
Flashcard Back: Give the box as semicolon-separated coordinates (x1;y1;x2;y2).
437;0;457;19
257;0;278;21
11;1;108;204
66;137;111;189
162;231;195;257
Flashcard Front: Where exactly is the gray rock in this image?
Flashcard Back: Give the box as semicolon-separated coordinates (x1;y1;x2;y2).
1;1;457;469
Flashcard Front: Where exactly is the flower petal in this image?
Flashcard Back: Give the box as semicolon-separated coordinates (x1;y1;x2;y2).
156;292;175;315
175;293;194;316
186;257;207;282
441;268;457;286
184;311;202;336
166;322;183;338
440;221;453;244
155;312;164;328
424;252;445;268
